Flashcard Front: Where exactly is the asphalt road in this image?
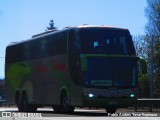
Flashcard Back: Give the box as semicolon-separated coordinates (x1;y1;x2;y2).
0;107;160;120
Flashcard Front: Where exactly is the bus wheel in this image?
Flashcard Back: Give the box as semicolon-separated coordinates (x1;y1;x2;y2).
21;92;37;112
106;107;117;114
60;92;74;113
15;92;22;111
53;106;62;112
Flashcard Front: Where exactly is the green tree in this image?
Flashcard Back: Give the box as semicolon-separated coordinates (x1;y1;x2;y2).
145;0;160;97
133;35;150;97
133;35;148;60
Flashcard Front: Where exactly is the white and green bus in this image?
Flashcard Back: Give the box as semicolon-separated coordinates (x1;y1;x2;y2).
5;25;144;113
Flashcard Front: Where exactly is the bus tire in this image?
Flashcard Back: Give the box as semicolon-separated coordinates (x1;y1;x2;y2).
20;92;37;112
106;107;117;114
15;91;22;111
53;106;62;112
60;91;74;113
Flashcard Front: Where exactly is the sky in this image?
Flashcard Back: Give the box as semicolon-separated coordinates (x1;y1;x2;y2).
0;0;147;77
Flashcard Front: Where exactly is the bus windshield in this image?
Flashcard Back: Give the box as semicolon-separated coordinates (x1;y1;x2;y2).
84;57;138;88
80;28;135;55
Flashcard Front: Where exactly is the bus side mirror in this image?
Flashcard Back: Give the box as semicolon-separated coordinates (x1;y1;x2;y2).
139;57;147;75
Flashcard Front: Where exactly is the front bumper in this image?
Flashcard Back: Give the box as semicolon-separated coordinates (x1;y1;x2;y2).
82;96;137;108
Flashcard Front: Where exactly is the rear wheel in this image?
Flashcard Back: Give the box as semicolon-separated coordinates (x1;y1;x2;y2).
60;92;74;113
106;107;117;114
15;92;22;111
19;92;37;112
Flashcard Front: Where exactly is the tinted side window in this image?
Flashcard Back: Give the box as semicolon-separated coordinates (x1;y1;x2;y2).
30;40;39;59
48;31;67;56
39;38;48;57
54;31;67;54
6;31;67;63
6;44;25;63
6;46;14;63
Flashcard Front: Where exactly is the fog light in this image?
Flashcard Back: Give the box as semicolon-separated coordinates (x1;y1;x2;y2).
130;94;135;98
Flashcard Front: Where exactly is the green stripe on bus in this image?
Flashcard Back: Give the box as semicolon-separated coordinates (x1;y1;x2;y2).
6;62;31;93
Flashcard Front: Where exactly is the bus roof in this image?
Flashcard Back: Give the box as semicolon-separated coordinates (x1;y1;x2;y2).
75;24;128;30
6;25;129;47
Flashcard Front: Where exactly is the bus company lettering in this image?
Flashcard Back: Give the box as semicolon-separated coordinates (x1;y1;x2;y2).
37;64;49;73
52;64;66;71
51;60;66;71
36;61;66;73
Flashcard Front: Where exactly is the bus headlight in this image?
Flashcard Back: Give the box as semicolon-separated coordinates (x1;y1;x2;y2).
88;93;98;98
88;93;94;98
84;93;97;98
130;93;135;98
